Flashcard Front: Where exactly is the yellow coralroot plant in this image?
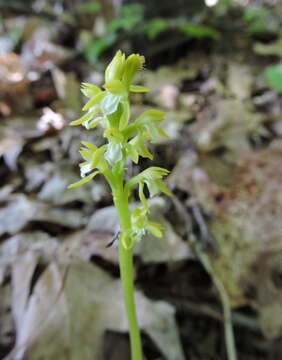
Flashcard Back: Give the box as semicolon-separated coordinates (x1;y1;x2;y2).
68;50;171;360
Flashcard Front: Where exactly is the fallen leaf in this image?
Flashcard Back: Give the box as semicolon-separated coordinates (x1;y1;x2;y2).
38;169;95;206
170;139;282;338
0;115;44;170
0;134;24;171
59;230;118;264
0;232;58;267
0;195;85;236
0;53;27;94
191;98;264;151
51;69;82;116
6;261;185;360
11;251;38;338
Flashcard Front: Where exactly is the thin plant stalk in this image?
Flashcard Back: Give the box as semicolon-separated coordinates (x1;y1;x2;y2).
113;183;143;360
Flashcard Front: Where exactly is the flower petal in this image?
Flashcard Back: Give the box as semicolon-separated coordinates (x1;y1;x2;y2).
82;92;105;111
100;92;121;115
104;142;123;165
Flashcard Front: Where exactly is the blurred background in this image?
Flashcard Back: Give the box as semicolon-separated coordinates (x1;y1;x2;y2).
1;0;282;359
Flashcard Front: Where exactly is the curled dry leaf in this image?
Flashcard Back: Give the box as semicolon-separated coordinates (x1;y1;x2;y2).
0;116;44;170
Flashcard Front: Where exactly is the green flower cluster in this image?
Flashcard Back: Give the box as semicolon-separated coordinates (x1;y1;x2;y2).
68;50;171;247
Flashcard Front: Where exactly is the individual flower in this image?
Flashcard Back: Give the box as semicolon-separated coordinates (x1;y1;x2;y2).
67;141;107;188
126;167;172;210
131;206;163;244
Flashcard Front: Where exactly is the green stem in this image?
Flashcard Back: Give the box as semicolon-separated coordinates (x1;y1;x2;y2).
113;185;143;360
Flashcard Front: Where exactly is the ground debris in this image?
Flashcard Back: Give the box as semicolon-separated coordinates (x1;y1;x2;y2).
170;139;282;338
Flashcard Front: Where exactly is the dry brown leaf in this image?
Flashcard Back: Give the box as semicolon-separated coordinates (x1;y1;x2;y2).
0;53;27;94
191;98;264;151
0;195;85;236
227;62;253;100
170;139;282;338
6;261;184;360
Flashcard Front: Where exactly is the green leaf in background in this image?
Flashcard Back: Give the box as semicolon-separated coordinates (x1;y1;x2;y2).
144;18;170;40
85;33;117;63
243;8;263;22
179;23;220;39
265;64;282;93
121;3;144;23
80;3;144;62
243;6;280;36
109;3;144;32
75;1;101;14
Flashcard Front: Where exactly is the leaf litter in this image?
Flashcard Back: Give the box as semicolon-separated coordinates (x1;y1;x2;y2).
1;6;282;358
2;243;184;360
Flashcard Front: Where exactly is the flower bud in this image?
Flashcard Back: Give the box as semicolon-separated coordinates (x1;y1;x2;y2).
105;50;125;82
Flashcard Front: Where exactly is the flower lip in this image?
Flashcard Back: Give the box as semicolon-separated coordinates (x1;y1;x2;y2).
122;53;145;89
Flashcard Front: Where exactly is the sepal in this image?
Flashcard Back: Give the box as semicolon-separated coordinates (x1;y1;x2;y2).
81;83;101;98
129;85;150;93
82;91;105;111
67;170;100;189
69;109;99;126
122;54;145;88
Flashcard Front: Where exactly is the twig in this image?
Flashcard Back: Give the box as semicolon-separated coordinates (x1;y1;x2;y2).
193;237;237;360
165;297;258;331
172;196;238;360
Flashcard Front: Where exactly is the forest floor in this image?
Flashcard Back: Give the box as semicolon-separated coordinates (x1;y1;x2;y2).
1;5;282;359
